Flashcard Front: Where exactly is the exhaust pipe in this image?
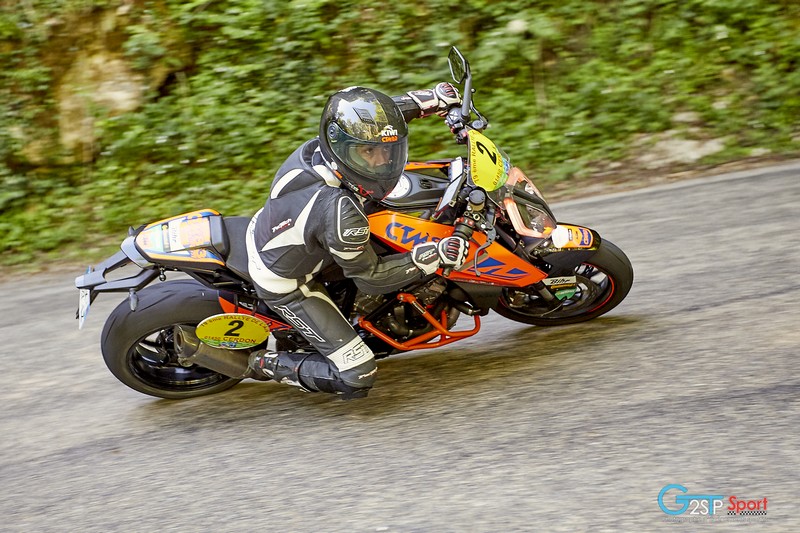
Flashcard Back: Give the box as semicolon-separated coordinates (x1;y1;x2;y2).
174;325;260;380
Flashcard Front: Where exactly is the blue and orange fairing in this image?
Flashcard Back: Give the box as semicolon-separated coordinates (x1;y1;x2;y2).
368;211;548;287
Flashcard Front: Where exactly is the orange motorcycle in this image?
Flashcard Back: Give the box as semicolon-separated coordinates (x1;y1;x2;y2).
76;47;633;399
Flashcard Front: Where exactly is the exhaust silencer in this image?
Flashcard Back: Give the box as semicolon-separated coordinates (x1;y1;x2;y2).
174;325;257;380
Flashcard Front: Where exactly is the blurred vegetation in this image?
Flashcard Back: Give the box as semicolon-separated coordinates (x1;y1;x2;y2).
1;0;799;267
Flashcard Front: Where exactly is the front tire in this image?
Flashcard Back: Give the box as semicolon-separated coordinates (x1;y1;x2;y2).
493;239;633;326
101;279;242;399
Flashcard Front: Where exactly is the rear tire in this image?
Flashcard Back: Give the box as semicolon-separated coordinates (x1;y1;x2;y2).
101;280;242;399
493;239;633;326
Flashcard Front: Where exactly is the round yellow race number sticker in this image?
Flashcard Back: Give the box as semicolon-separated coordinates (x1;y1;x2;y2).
195;313;270;350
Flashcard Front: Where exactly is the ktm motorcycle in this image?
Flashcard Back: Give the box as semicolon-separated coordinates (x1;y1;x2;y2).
75;47;633;399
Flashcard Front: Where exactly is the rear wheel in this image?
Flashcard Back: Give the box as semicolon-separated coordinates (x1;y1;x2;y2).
101;280;242;399
493;239;633;326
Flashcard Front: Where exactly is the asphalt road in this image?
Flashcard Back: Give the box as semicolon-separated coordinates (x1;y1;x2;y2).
1;162;798;532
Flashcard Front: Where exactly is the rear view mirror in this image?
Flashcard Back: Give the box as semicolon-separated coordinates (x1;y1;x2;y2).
448;47;469;84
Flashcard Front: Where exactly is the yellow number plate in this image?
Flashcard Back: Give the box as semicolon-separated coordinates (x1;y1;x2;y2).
468;130;508;191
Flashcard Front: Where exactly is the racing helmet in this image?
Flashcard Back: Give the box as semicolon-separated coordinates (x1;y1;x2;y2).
319;86;409;200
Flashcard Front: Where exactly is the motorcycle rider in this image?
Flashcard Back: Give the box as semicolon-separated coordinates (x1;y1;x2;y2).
246;82;469;399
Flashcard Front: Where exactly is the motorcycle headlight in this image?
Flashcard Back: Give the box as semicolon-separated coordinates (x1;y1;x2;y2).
502;167;556;239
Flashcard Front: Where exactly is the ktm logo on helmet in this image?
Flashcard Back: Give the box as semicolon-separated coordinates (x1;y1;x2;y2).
380;125;398;143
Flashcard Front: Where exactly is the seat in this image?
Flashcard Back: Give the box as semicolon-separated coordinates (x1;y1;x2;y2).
222;216;252;281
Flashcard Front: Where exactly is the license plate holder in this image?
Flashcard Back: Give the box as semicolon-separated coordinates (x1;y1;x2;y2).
78;289;91;329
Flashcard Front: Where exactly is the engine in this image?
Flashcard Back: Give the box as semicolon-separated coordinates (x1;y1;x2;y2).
353;278;460;341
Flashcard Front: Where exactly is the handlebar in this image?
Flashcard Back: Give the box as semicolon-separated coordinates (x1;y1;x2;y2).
444;106;488;145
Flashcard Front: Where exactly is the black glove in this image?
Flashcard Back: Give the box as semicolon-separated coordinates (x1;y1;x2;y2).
411;236;469;276
445;107;469;144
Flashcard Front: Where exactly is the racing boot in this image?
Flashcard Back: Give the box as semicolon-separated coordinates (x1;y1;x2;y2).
248;350;373;399
248;350;313;391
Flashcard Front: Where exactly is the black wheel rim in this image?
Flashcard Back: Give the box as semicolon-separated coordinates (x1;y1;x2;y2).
501;262;616;320
127;324;229;392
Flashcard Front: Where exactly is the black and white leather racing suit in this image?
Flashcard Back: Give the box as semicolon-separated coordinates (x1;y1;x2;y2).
246;93;441;398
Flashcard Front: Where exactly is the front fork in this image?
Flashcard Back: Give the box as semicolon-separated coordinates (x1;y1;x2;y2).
530;280;563;311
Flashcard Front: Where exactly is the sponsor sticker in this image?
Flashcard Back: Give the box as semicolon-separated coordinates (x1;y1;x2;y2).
658;484;769;523
551;224;595;249
196;313;270;350
542;276;577;287
543;276;578;300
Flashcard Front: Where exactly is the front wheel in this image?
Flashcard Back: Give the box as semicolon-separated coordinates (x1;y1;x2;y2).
493;239;633;326
101;279;242;399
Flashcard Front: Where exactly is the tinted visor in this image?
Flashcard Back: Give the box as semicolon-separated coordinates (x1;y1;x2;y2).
329;123;408;182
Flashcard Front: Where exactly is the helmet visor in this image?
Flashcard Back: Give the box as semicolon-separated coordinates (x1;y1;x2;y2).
328;123;408;182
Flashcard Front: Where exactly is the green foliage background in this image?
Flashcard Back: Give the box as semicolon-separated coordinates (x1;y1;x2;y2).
1;0;799;266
